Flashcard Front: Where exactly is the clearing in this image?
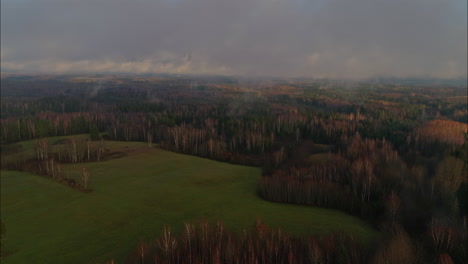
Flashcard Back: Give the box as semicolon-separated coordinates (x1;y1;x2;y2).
1;138;377;264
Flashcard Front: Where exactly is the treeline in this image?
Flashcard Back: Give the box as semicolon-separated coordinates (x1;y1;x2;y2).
0;105;360;166
102;219;466;264
2;101;463;163
0;112;111;141
258;133;467;262
259;135;401;220
123;219;370;264
2;138;99;192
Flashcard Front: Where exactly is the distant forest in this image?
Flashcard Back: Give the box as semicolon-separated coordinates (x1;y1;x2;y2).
1;75;467;263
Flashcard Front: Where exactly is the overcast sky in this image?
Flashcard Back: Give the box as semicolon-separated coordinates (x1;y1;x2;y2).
1;0;466;79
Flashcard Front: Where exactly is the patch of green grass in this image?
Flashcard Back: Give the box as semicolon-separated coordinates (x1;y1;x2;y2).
312;143;331;153
1;141;377;264
307;153;330;165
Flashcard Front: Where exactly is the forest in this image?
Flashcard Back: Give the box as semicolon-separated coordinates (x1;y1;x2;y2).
0;74;467;263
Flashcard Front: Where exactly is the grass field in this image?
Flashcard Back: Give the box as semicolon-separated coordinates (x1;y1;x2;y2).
1;139;377;264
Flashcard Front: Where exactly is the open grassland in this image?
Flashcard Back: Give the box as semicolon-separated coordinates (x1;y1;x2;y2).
1;139;377;264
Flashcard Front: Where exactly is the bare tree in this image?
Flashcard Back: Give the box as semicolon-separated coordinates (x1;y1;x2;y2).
386;191;401;223
35;138;49;161
81;167;90;190
147;130;153;148
429;218;458;252
273;147;286;167
67;137;78;163
158;225;177;261
87;139;91;161
137;240;149;264
183;222;195;264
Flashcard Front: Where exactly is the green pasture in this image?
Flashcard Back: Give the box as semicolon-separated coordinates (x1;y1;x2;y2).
1;139;377;264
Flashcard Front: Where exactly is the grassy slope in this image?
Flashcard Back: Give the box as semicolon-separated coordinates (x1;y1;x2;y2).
1;140;377;264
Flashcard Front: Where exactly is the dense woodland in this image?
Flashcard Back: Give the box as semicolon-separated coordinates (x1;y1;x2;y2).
1;74;467;263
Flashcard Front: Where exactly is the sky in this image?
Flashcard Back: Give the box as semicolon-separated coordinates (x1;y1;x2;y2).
1;0;467;79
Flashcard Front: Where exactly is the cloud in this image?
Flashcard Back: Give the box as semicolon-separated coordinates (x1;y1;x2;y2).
1;54;232;75
1;0;466;79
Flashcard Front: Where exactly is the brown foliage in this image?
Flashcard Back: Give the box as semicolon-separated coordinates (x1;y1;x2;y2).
372;227;416;264
414;120;467;147
125;220;368;264
428;219;459;253
439;253;454;264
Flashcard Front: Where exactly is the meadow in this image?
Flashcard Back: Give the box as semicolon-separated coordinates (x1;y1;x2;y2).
1;139;376;264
